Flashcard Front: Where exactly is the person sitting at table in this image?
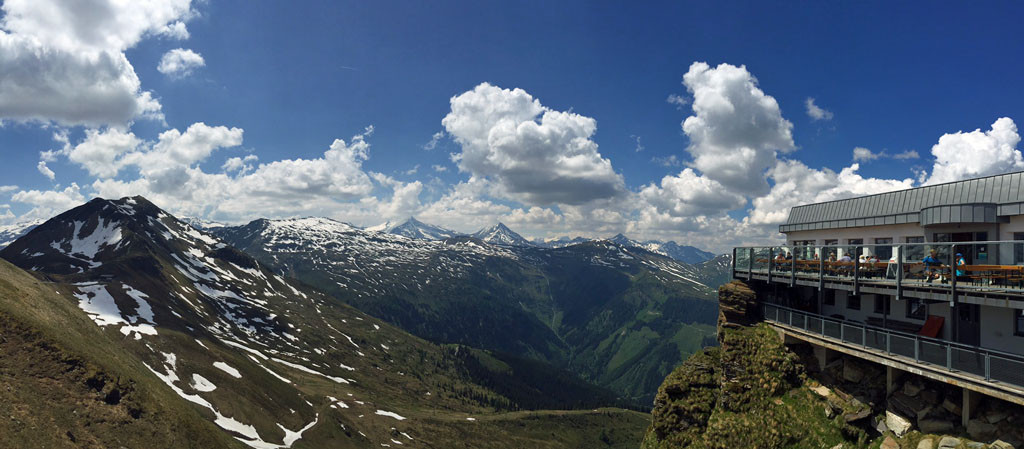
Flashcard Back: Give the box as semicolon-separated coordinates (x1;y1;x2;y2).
955;252;966;279
868;254;879;264
838;253;852;263
923;249;942;283
827;252;836;263
858;254;867;264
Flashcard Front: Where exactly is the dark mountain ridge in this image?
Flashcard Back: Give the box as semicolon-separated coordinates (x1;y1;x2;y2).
0;197;648;448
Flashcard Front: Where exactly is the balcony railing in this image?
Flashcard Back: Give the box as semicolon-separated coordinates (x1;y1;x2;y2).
764;303;1024;389
732;241;1024;298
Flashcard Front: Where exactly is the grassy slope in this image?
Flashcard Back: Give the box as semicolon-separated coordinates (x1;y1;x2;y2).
0;258;241;449
0;249;647;448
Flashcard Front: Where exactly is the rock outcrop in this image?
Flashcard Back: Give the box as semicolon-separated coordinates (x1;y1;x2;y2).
716;280;758;332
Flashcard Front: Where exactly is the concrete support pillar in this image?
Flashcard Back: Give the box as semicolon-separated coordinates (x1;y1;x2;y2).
962;388;972;428
886;366;898;395
813;345;829;371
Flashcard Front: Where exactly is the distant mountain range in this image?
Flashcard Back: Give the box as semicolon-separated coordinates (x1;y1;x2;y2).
362;217;720;263
0;218;44;249
0;197;648;448
213;217;728;403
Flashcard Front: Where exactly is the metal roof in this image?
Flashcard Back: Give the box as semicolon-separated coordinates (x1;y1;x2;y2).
781;171;1024;233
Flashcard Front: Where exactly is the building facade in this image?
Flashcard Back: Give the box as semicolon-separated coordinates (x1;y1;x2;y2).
734;171;1024;416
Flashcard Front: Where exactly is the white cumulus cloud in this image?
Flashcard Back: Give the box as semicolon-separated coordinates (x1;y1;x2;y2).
157;48;205;78
680;62;795;196
923;117;1022;185
442;82;626;206
0;0;197;126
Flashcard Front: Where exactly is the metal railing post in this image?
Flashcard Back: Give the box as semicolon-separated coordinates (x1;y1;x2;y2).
732;247;737;278
818;248;825;292
803;313;807;330
841;323;845;342
896;245;904;300
950;244;957;305
946;344;953;371
768;247;774;284
985;351;991;381
914;335;920;362
862;325;867;349
791;248;796;287
854;245;861;295
886;332;891;354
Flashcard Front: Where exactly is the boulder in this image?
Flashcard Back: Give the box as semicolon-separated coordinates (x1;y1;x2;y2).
844;408;872;422
886;410;914;437
917;416;954;434
967;418;998;440
941;398;962;416
966;443;986;449
811;385;832;398
874;416;889;434
890;392;930;419
843;360;865;383
917;439;934;449
920;389;941;405
938;436;961;449
904;380;922;397
991;440;1016;449
985;410;1009;424
881;436;900;449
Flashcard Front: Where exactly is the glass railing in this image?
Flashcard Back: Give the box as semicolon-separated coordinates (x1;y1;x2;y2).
733;241;1024;296
764;303;1024;389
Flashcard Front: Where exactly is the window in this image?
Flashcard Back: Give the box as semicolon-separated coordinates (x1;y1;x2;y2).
906;236;925;261
1015;310;1024;337
845;239;863;259
847;295;861;311
976;232;989;262
874;238;893;261
873;295;885;314
792;240;816;260
1014;233;1024;264
906;298;926;320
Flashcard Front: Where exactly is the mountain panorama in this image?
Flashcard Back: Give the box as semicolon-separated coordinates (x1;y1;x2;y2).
0;195;726;448
4;1;1024;448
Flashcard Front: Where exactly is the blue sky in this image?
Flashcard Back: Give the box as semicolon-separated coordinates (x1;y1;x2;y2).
2;1;1024;251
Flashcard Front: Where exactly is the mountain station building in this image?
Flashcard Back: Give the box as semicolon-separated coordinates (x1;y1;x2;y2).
733;170;1024;423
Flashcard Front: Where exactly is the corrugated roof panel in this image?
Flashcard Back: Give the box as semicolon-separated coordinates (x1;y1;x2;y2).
781;171;1024;226
1014;173;1024;202
882;191;895;215
851;197;863;218
937;182;954;202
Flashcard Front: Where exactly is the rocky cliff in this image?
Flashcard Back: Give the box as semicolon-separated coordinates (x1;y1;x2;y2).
642;281;1024;449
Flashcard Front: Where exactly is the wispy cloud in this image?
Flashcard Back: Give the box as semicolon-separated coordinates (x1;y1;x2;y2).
805;97;833;121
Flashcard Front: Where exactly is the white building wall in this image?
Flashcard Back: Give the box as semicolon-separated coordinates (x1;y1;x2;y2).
979;305;1024;355
787;223;925;247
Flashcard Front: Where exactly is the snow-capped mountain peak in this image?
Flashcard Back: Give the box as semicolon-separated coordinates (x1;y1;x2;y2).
0;218;45;249
385;217;460;240
471;222;533;247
